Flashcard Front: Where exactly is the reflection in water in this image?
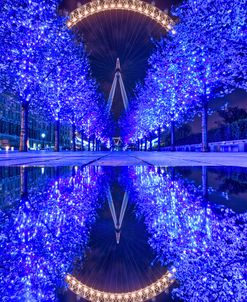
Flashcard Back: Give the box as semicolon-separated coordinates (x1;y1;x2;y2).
66;269;175;302
132;166;247;301
0;166;246;302
71;167;169;299
0;166;104;301
106;186;129;244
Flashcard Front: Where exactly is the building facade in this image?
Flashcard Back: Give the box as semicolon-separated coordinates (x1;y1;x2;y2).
0;93;71;150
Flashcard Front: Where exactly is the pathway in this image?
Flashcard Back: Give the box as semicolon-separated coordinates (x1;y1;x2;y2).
0;151;247;167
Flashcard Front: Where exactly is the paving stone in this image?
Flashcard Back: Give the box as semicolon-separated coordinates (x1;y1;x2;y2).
0;151;246;167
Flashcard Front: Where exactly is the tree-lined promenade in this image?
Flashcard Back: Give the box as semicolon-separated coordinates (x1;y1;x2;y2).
0;0;113;152
0;0;246;153
120;0;247;152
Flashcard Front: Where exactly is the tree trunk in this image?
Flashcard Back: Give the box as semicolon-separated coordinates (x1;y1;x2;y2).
54;119;60;152
171;121;175;152
171;166;175;181
19;102;29;152
81;131;84;151
20;166;28;200
97;140;100;151
149;137;152;151
137;139;140;151
202;101;209;152
55;166;60;180
72;123;76;152
158;126;161;152
202;166;208;202
92;137;95;151
144;137;147;151
88;138;91;151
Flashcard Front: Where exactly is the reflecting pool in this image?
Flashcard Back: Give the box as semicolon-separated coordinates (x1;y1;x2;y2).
0;166;246;302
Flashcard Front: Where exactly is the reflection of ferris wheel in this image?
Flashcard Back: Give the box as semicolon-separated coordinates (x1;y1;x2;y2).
66;184;176;300
65;165;177;301
66;271;175;302
106;187;129;244
66;183;176;302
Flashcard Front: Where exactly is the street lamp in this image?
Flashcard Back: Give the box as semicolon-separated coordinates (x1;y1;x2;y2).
41;133;46;150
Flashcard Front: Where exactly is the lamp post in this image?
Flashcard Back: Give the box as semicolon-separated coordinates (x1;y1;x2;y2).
41;133;46;150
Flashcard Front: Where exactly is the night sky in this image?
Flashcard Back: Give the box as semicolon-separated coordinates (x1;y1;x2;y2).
61;0;181;120
61;0;247;130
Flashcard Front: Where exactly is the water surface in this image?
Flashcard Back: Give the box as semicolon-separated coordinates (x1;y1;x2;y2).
0;166;246;302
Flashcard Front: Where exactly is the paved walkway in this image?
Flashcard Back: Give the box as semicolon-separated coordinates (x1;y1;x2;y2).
0;151;247;167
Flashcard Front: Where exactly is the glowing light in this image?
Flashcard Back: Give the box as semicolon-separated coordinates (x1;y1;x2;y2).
66;270;175;302
67;0;175;32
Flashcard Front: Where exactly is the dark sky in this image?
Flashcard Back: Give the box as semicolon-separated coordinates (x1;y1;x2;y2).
61;0;247;131
62;0;180;14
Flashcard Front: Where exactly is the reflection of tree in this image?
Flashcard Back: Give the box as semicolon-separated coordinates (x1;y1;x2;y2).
0;167;59;211
131;166;247;302
173;210;247;301
219;178;247;195
0;166;104;302
210;167;247;195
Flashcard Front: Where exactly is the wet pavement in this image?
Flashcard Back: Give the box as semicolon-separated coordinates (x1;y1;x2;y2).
0;151;247;167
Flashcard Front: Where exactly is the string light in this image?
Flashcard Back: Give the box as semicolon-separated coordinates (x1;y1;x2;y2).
131;166;247;301
66;270;175;302
67;0;175;32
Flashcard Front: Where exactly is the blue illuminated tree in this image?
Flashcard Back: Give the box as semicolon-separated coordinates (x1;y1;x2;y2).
93;101;114;150
41;31;96;151
0;1;14;94
119;100;138;148
131;86;153;150
68;81;103;151
0;166;104;301
171;0;247;151
0;0;107;152
0;0;62;151
131;166;247;301
121;0;247;151
122;33;196;151
145;39;196;151
35;22;110;152
119;88;154;151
